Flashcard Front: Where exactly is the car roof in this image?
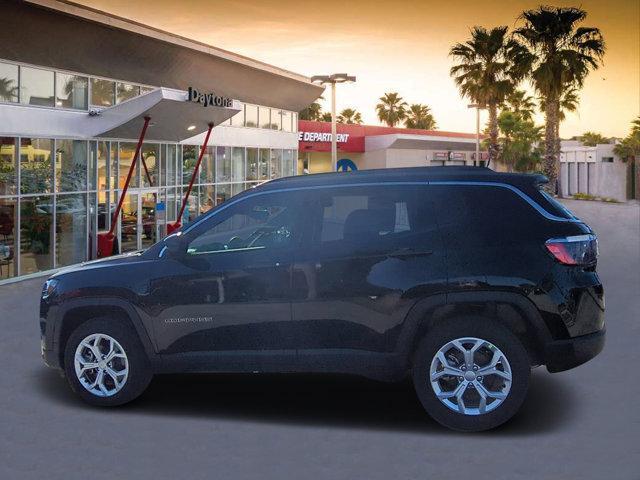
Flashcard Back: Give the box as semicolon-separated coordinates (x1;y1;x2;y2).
257;167;547;191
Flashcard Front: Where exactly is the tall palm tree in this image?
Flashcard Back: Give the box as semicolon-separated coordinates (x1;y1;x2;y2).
502;89;536;121
0;77;18;102
375;92;407;127
514;6;605;192
299;100;323;121
631;116;640;136
405;104;437;130
450;26;530;164
320;112;332;122
337;108;363;124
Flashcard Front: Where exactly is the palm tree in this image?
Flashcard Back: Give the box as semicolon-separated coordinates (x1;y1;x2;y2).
337;108;363;124
502;89;536;121
450;26;531;164
614;116;640;199
0;77;18;102
514;6;605;193
405;104;437;130
320;112;332;122
375;92;407;127
580;131;608;146
299;100;323;121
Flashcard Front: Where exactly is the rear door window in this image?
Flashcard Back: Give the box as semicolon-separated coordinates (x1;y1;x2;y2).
309;185;437;256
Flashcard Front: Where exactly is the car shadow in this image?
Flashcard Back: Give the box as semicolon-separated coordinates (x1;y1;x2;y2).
35;367;576;435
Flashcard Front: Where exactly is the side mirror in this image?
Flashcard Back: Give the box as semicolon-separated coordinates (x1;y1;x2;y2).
162;233;186;259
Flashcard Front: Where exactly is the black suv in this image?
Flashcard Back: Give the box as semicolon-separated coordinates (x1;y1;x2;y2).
40;167;605;432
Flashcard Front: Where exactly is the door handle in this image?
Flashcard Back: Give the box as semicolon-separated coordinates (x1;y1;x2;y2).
388;248;433;259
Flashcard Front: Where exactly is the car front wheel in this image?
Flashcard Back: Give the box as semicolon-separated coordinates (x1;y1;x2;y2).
63;317;152;406
412;317;531;432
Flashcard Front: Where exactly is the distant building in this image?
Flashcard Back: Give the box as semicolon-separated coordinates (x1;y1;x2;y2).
560;141;630;201
298;121;487;173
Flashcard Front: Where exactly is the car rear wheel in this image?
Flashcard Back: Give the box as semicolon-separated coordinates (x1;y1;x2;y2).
412;317;530;432
64;317;152;406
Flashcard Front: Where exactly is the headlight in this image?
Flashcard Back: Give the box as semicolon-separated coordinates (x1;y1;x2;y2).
42;279;59;299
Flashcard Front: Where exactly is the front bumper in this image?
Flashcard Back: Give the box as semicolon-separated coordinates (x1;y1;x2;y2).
544;328;605;373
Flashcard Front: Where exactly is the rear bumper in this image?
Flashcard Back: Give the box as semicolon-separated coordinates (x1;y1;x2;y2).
544;328;605;373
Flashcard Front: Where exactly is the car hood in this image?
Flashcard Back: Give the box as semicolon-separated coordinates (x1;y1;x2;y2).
51;251;148;277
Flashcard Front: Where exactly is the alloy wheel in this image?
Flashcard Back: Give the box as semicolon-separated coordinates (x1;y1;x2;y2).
429;337;512;415
74;333;129;397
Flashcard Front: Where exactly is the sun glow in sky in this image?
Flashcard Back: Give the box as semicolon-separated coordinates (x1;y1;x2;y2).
79;0;639;137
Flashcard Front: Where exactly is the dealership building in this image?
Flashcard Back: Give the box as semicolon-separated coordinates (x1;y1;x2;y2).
0;0;323;281
297;120;487;173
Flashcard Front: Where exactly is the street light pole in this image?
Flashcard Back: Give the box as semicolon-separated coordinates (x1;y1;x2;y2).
331;82;337;170
468;103;486;167
311;73;356;172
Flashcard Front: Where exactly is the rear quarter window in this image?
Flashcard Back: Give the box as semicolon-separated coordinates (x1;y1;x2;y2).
431;185;548;246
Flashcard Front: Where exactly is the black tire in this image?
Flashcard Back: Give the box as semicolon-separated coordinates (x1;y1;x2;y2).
412;316;530;432
63;317;152;407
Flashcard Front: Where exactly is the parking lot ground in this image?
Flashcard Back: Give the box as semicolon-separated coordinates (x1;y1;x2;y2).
1;199;639;480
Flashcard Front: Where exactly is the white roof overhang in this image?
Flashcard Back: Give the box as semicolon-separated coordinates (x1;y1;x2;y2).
365;134;479;152
0;88;241;141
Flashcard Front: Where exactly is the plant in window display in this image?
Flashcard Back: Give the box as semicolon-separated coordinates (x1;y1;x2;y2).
21;200;51;269
20;155;51;194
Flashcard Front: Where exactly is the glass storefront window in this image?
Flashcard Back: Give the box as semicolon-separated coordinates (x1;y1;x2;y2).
292;113;298;132
166;145;177;186
271;110;282;130
56;193;87;267
118;142;139;189
245;105;258;128
96;141;110;191
259;149;270;181
199;184;215;214
55;73;88;110
182;145;197;185
283;149;294;177
166;187;176;222
20;66;54;107
0;62;19;103
282;111;292;132
120;193;137;253
216;184;230;205
20;196;53;274
246;148;258;181
56;140;87;192
259;106;271;129
270;149;282;179
0;137;16;196
90;78;115;107
116;82;140;103
20;138;52;194
0;197;17;279
216;146;231;183
231;147;245;182
230;104;245;127
199;146;214;185
140;86;155;95
140;144;159;188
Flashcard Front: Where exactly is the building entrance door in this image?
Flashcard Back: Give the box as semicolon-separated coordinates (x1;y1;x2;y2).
120;189;159;252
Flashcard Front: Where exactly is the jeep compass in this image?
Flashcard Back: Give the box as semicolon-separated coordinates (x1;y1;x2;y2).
39;167;605;432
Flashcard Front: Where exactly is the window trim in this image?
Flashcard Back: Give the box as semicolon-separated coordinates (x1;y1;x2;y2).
183;180;579;237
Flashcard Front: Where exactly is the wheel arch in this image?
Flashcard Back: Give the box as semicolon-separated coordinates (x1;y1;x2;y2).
55;298;158;370
398;291;552;368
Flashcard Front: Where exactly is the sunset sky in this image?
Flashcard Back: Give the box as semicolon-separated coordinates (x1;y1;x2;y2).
79;0;639;138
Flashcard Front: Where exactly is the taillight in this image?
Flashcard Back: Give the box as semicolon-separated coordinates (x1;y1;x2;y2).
545;234;598;266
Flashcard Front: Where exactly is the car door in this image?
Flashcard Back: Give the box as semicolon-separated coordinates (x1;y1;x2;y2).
291;184;447;372
151;190;305;371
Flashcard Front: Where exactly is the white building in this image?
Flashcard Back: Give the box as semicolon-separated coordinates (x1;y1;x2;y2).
560;141;628;201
